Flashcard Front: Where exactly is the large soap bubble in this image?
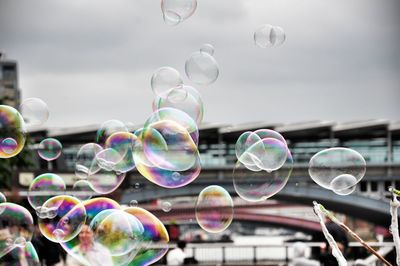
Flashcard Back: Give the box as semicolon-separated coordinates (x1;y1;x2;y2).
309;147;366;195
0;203;34;259
20;98;49;127
185;47;219;85
161;0;197;26
38;195;86;243
123;207;170;266
0;105;26;158
233;150;293;202
195;185;234;233
254;24;286;48
89;209;144;257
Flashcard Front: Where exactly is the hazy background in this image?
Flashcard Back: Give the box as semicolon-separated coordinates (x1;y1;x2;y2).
0;0;399;128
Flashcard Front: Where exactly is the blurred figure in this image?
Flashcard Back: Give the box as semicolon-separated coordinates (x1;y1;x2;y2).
66;225;112;266
31;226;64;266
291;242;320;266
167;240;187;265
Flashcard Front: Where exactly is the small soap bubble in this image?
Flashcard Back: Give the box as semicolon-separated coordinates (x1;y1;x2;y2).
254;24;286;48
20;97;49;127
37;138;62;161
185;49;219;85
1;137;18;154
161;201;172;212
161;0;197;26
130;200;138;207
151;67;183;97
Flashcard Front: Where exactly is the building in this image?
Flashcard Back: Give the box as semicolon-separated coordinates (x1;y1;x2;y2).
0;52;21;108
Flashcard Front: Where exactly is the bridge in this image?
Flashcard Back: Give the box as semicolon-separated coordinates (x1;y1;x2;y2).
4;119;400;230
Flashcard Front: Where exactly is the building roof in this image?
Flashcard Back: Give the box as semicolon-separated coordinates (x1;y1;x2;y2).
333;119;389;132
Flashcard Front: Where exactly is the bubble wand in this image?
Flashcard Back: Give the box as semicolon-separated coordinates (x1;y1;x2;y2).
314;201;392;266
389;187;400;265
313;201;347;266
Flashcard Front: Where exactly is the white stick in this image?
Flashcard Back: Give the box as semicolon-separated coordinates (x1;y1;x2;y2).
389;187;400;265
313;202;347;266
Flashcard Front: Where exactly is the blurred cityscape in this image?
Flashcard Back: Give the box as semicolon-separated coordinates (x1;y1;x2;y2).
1;55;399;265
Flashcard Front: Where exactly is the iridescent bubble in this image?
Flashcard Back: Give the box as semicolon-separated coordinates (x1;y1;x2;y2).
90;209;144;256
95;148;123;172
161;0;197;26
96;120;128;146
20;97;49;127
123;207;169;266
0;203;34;258
28;173;66;213
153;86;204;126
161;201;172;212
185;49;219;85
87;168;126;194
105;132;137;173
130;200;138;207
71;180;96;201
200;43;214;56
309;147;366;193
330;174;358;196
0;192;6;203
151;67;183;97
1;137;17;154
0;105;26;158
195;185;234;233
233;150;293;202
37;138;62;161
134;139;201;188
75;143;103;179
254;24;286;48
59;198;122;265
142;120;199;172
38;195;86;243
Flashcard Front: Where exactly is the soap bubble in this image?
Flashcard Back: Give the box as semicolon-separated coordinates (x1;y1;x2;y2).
20;97;49;127
195;185;234;233
0;241;40;265
96;120;128;146
153;86;204;126
95;148;123;172
309;147;366;194
104;132;137;173
38;195;86;243
185;49;219;85
75;143;103;179
89;209;144;256
0;203;34;259
123;207;169;266
161;201;172;212
0;105;26;158
161;0;197;26
254;24;286;48
130;200;139;207
233;150;293;202
28;173;66;213
151;67;183;97
37;138;62;161
1;137;18;154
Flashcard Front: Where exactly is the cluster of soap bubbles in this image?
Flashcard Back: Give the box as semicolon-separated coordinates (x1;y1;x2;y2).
309;147;366;195
185;44;219;85
233;129;293;202
254;24;286;48
161;0;197;26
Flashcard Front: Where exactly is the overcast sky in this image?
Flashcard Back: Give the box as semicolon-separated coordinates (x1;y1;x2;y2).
0;0;399;128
